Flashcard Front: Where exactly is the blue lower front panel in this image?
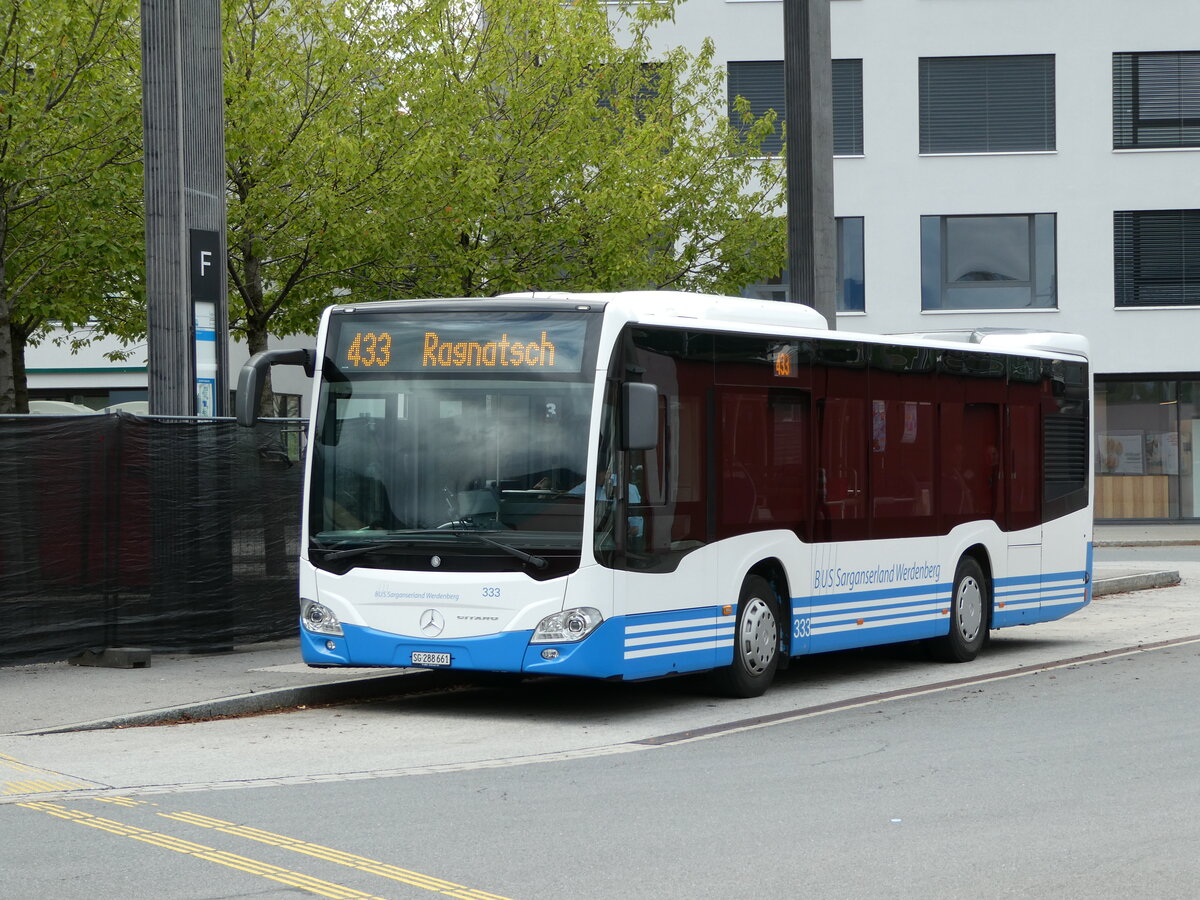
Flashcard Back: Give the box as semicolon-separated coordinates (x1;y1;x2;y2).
620;606;734;680
302;606;732;681
302;618;627;680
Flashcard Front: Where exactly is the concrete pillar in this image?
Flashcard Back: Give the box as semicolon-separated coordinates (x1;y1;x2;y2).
141;0;229;415
783;0;837;329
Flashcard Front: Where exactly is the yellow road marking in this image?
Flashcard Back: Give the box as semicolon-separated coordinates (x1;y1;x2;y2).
0;753;91;795
159;810;515;900
18;802;389;900
2;778;91;795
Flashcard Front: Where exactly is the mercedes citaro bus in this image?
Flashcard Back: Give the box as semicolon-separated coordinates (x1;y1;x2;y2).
237;291;1092;697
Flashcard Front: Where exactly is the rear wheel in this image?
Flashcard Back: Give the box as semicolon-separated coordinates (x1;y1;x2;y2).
926;556;988;662
711;574;781;698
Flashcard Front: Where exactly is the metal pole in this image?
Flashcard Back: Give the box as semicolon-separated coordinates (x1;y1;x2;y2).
141;0;229;415
783;0;837;328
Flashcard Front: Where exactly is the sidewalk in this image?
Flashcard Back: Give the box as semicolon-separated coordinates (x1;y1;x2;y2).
1093;521;1200;546
1;523;1191;737
0;640;441;737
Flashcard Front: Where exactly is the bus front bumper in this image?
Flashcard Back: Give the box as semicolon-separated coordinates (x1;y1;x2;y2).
301;618;626;679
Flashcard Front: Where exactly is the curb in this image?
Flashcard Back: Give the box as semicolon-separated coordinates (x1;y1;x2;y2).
1093;569;1181;597
1094;539;1200;548
15;669;457;736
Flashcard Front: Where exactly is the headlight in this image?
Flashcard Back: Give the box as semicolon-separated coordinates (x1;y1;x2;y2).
531;607;603;643
301;598;343;636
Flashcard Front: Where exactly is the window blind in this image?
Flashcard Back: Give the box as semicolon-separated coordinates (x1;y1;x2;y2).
1115;209;1200;306
919;55;1055;153
1113;52;1200;149
727;59;864;156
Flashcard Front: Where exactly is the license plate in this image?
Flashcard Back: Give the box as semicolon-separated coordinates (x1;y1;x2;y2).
411;651;451;667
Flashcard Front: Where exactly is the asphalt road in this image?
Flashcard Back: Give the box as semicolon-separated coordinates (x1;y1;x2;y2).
3;639;1199;899
4;552;1200;898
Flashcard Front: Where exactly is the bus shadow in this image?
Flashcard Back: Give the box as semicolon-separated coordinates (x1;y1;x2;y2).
339;633;1082;726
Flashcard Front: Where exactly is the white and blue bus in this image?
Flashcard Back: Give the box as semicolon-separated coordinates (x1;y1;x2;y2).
238;291;1093;697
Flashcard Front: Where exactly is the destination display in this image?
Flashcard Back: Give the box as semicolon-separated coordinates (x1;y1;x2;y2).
332;314;591;374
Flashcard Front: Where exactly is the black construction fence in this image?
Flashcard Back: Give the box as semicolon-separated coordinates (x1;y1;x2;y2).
0;414;307;666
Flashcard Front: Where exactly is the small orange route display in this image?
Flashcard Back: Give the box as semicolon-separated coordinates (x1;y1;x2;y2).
343;331;393;368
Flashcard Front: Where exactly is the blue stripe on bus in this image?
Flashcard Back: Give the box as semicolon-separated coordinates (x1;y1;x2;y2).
795;567;1088;650
796;581;954;607
621;606;735;679
994;570;1088;588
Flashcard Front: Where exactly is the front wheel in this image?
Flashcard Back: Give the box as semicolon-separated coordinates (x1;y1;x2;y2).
926;556;988;662
711;574;782;698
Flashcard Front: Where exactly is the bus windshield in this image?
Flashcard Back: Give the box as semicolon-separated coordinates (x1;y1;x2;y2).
309;310;599;558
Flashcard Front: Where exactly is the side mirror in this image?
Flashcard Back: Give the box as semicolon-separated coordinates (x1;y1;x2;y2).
236;348;315;426
621;382;659;451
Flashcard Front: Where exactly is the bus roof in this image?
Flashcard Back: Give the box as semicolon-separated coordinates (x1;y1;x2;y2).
886;328;1090;360
356;292;1087;361
498;290;831;332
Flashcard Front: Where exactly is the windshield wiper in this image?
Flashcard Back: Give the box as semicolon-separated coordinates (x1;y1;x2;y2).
314;531;548;569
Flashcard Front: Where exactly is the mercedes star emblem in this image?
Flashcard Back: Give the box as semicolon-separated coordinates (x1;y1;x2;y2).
419;609;445;637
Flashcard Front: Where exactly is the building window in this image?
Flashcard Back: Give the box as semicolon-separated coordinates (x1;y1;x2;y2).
1114;52;1200;150
1114;210;1200;307
919;55;1056;154
727;59;864;156
832;59;863;156
920;214;1057;310
837;216;865;312
741;216;865;313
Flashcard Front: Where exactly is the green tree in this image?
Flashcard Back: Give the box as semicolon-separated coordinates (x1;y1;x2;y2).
224;0;786;369
367;0;786;299
223;0;430;361
0;0;142;413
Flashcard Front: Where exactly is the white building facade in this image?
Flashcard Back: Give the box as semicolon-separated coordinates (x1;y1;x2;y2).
655;0;1200;521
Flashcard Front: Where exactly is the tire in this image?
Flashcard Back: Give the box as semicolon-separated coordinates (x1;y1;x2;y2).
926;556;988;663
711;574;782;698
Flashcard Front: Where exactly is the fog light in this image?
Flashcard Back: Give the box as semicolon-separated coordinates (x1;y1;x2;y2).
301;598;343;636
325;640;337;651
541;648;559;660
531;607;602;643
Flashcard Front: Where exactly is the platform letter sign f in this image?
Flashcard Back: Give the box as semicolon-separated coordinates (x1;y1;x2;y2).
189;229;220;303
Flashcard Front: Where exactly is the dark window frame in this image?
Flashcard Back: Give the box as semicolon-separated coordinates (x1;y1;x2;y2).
1114;209;1200;307
1114;51;1200;150
921;213;1058;311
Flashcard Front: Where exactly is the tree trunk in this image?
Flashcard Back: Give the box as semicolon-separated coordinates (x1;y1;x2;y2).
0;253;20;414
11;324;29;413
236;232;280;418
246;318;279;418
